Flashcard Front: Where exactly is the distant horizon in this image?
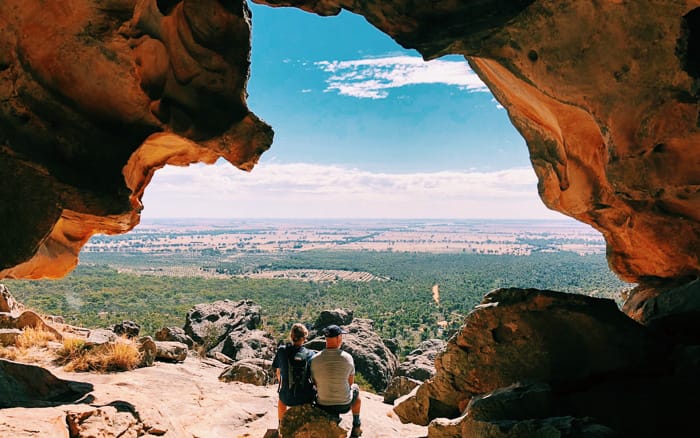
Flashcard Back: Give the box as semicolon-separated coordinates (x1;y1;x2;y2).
141;6;557;221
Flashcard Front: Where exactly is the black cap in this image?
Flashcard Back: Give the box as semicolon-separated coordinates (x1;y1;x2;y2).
323;324;348;338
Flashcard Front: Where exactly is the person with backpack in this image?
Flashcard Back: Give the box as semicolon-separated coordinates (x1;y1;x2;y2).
310;325;363;437
272;323;317;427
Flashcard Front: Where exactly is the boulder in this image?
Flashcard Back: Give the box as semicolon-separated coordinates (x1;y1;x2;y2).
622;277;700;344
306;317;398;392
395;288;664;426
0;285;23;315
138;336;157;368
184;300;262;346
383;376;421;405
154;341;188;363
86;329;116;346
218;359;271;386
0;359;93;408
0;310;62;341
465;382;555;422
155;326;194;348
279;404;347;438
219;328;276;362
209;351;234;365
66;403;168;437
113;320;140;339
314;309;354;329
66;406;143;437
395;339;445;382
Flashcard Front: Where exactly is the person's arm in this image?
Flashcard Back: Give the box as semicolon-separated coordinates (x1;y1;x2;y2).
348;374;354;385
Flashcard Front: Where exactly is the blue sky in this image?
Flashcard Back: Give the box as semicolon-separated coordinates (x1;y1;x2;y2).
141;4;564;220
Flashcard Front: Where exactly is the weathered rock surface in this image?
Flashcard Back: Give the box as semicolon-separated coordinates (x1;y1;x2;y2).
0;359;93;408
383;375;421;405
219;358;272;385
220;328;276;361
66;404;167;437
139;336;157;368
155;326;194;348
0;284;24;315
0;0;273;279
396;288;700;437
279;404;347;438
113;320;141;339
622;277;700;344
395;338;445;382
0;0;695;288
395;288;663;426
184;299;262;346
85;328;117;346
307;316;399;392
0;357;426;437
314;308;354;329
154;340;188;363
0;310;62;341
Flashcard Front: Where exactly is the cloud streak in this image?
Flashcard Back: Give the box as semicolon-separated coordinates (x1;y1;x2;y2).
142;161;560;220
315;56;488;99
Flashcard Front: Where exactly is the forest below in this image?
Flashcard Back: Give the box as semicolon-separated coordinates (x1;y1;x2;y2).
5;250;630;358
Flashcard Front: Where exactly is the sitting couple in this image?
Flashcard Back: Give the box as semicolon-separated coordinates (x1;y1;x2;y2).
272;323;362;437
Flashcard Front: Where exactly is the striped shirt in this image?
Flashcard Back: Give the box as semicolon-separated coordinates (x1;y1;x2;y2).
310;348;355;406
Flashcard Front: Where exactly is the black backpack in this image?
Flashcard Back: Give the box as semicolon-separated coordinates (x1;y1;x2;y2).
285;345;313;398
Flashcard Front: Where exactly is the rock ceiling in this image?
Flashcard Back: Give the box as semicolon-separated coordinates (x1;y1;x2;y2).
0;0;698;284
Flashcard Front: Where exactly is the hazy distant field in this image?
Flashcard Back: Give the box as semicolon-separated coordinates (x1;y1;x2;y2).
83;219;606;281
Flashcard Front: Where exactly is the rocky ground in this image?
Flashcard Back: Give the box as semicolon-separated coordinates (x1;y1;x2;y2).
1;355;427;438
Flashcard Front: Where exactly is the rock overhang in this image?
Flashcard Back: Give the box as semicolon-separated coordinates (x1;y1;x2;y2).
0;0;698;284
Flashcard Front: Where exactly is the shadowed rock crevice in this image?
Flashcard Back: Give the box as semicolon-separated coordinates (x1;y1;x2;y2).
0;359;94;408
680;7;700;80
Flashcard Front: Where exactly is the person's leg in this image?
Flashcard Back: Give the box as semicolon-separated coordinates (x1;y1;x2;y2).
277;399;288;424
350;384;362;436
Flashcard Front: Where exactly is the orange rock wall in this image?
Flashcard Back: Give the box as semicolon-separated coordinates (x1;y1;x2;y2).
0;0;272;278
1;0;699;283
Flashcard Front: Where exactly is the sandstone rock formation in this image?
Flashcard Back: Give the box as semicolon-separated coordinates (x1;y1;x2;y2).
0;0;696;289
0;284;24;315
0;0;273;279
279;404;347;438
395;288;700;437
384;338;445;404
154;340;188;362
184;299;277;363
155;326;194;348
113;320;141;339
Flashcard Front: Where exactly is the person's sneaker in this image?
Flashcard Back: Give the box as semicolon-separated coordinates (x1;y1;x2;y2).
350;425;362;437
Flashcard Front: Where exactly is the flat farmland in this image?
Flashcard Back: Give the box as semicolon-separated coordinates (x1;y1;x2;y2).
85;219;605;256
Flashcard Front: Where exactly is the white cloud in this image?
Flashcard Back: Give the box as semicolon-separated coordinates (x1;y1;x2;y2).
141;161;561;220
315;55;489;99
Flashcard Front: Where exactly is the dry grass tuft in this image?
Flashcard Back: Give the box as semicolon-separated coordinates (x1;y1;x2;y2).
0;346;19;361
15;326;58;349
57;337;141;372
0;326;59;363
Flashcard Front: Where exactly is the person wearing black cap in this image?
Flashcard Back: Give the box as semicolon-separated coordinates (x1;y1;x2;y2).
310;324;362;437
